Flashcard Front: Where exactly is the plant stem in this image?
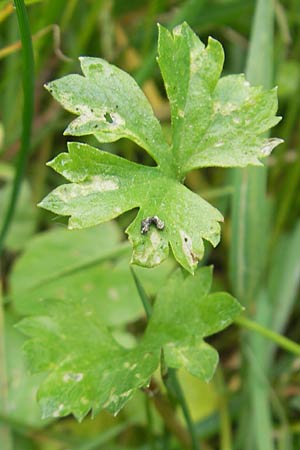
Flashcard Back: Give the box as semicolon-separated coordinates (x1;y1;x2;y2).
145;395;156;450
235;316;300;356
146;378;192;450
130;268;152;319
131;268;200;450
167;368;199;450
0;0;34;255
215;369;232;450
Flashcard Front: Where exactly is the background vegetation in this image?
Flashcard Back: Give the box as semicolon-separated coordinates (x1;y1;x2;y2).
0;0;300;449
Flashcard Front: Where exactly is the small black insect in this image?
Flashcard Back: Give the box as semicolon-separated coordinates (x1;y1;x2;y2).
141;216;165;234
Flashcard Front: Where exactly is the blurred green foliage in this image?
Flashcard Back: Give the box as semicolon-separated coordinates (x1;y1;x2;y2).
0;1;300;449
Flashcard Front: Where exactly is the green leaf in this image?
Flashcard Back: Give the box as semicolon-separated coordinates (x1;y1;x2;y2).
44;57;170;168
17;307;159;421
144;267;242;381
39;142;222;273
157;23;282;172
157;23;224;164
10;221;123;293
17;266;242;420
2;312;49;428
10;224;174;326
41;22;282;272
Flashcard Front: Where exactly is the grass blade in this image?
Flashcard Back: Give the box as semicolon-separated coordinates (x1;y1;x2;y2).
229;1;276;449
0;0;34;255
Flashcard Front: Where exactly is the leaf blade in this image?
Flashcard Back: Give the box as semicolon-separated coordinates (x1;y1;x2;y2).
40;142;223;273
17;267;242;419
45;57;171;167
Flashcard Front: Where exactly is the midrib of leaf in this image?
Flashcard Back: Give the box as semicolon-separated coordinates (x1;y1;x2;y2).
11;243;130;296
230;1;276;449
170;41;190;163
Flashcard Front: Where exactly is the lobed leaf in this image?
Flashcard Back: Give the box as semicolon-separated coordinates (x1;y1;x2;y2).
45;57;170;167
144;267;242;381
18;267;242;420
41;22;282;271
157;23;224;165
157;23;282;173
40;142;223;273
17;305;159;421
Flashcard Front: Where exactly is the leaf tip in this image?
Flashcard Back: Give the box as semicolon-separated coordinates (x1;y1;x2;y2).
63;128;71;136
261;137;284;157
44;81;54;94
45;159;54;168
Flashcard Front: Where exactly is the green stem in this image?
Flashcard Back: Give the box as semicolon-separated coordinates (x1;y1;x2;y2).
130;268;152;319
235;316;300;356
215;369;232;450
145;396;156;450
131;269;199;450
0;0;34;255
167;368;199;450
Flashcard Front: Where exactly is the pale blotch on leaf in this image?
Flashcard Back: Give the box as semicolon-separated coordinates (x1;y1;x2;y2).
180;230;198;266
261;138;284;156
52;403;65;418
63;373;84;383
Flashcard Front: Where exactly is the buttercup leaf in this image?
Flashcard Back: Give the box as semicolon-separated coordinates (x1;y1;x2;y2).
157;23;282;172
18;266;243;420
40;142;222;273
45;56;170;167
40;22;282;272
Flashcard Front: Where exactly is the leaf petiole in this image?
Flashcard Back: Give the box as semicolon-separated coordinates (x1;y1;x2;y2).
235;316;300;356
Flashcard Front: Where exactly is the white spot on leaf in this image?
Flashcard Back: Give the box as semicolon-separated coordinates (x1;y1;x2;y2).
260;138;283;156
190;46;202;74
103;387;119;409
53;403;65;417
173;25;182;36
56;175;118;201
214;102;238;115
215;141;224;147
63;373;84;382
108;288;119;301
120;390;131;399
180;230;198;266
150;229;161;247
